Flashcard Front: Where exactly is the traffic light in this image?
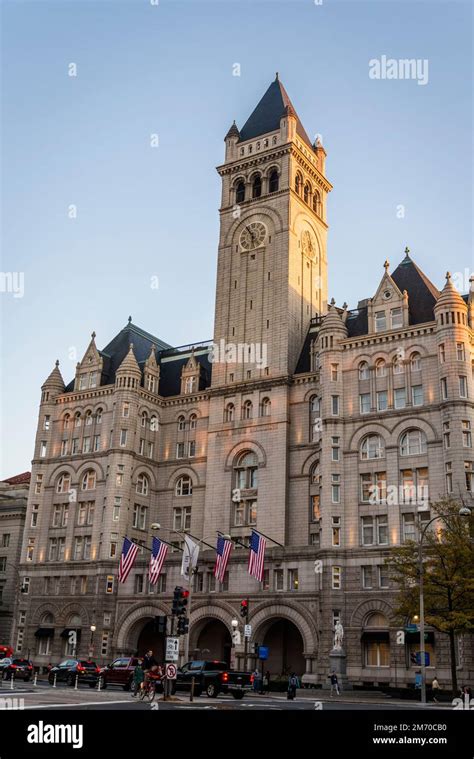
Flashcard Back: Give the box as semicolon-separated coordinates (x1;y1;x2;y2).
154;616;167;634
177;589;189;616
177;617;189;636
240;599;248;619
172;586;183;615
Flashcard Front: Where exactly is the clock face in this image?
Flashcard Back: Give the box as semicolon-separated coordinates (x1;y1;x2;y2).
239;222;266;251
301;230;315;258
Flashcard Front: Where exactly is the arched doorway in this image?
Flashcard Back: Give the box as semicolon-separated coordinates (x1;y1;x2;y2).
261;619;305;678
133;619;165;661
194;620;232;666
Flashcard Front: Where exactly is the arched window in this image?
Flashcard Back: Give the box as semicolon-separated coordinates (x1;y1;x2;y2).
392;356;404;374
410;352;421;372
304;183;310;204
63;414;70;431
360;435;385;460
358;361;370;380
252;175;262;199
242;400;253;420
400;429;427;456
74;412;81;427
260;397;271;417
189;414;197;430
269;170;279;193
233;452;258;526
224;403;234;423
236;181;245;204
136;473;149;496
363;613;390;666
41;612;54;625
295;174;301;194
96;408;103;424
310;462;321;521
67;614;82;626
365;612;388;628
150;415;159;432
141;411;148;428
375;359;386;378
177;415;186;431
234;451;258;489
312;191;321;214
175;475;193;496
310;395;321;441
81;469;96;491
57;473;71;493
85;411;93;426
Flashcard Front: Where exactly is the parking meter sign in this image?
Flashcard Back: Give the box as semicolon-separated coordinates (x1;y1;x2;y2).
166;663;177;680
166;637;179;662
244;624;252;638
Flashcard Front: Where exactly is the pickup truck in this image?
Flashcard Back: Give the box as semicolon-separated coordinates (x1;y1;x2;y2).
174;660;253;699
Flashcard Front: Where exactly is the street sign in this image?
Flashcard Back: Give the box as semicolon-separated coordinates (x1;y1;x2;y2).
258;646;269;660
244;624;252;638
165;637;179;662
165;663;177;680
415;651;430;666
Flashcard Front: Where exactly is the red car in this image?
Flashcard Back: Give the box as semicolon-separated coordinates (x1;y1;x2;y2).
99;657;140;691
1;658;34;682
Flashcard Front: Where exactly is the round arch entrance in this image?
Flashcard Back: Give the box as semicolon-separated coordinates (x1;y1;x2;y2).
126;618;166;660
260;619;305;678
193;620;232;666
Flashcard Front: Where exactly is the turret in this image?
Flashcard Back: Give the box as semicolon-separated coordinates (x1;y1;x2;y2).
224;120;240;162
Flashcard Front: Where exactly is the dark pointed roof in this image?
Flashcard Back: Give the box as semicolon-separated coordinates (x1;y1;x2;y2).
225;120;240;140
391;253;440;325
239;76;313;148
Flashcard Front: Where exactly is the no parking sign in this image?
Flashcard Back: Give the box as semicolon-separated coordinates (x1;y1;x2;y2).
165;663;177;680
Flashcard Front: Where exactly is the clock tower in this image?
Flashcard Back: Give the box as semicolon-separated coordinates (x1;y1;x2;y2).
211;75;332;386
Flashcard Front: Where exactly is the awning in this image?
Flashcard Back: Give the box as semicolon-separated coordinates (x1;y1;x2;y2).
361;630;390;640
60;628;82;640
405;631;435;644
34;628;54;638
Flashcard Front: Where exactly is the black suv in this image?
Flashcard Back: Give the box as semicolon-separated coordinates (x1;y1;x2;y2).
48;659;100;687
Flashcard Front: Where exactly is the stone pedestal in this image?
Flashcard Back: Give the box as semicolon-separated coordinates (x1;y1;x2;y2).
322;648;352;691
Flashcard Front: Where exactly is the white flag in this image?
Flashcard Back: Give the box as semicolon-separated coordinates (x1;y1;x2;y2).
180;535;200;582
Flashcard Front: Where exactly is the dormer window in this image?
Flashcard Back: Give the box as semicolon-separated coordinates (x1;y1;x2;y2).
185;376;196;394
374;311;386;332
391;307;403;330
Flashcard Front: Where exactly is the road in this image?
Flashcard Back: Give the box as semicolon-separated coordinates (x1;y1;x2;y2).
0;680;453;711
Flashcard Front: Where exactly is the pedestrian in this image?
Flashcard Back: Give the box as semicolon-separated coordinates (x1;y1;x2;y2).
264;670;271;694
132;658;144;697
287;672;298;700
252;668;260;693
431;676;440;703
328;671;340;696
142;649;158;674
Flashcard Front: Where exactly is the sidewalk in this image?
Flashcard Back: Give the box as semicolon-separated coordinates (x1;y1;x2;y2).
251;690;445;708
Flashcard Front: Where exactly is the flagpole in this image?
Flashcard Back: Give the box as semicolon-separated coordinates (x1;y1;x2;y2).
252;529;284;548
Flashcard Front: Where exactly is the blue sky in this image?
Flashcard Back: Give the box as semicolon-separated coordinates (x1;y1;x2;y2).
1;0;472;477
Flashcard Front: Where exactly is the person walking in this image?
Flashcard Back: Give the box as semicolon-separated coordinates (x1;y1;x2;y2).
264;670;271;694
132;658;144;697
252;668;260;693
287;672;299;700
431;676;440;703
329;671;340;696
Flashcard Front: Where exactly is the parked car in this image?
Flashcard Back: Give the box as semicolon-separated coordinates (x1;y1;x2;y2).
175;661;253;699
47;659;100;687
0;645;14;660
0;658;34;681
98;657;140;691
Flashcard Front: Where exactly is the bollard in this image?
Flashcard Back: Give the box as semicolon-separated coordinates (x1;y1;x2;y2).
10;672;14;690
34;673;38;687
97;677;101;692
53;673;57;688
75;675;78;690
190;677;194;702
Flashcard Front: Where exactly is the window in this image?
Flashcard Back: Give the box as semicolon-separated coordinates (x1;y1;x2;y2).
304;183;310;203
457;343;466;361
400;429;427;456
441;377;448;400
40;441;47;457
43;415;51;430
74;412;81;427
358;362;370;380
236;181;245;203
288;569;299;591
133;504;148;530
242;400;253;420
295;174;301;194
439;343;446;363
233;500;257;527
224;403;235;422
177;415;186;431
331;396;339;416
268;170;279;193
375;359;386;378
310;395;321;440
173;506;191;530
331;474;340;503
38;636;52;656
72;438;79;454
378;565;389;588
410;352;421;372
332;516;341;547
82;437;91;454
113;497;121;521
176;442;186;458
465;461;473;492
394;387;406;409
81;470;96;491
361;435;384;460
120;430;127;447
443;421;450;449
374;311;386;332
331;436;340;462
462;421;472;448
445;462;453;493
135;574;144;594
311;494;320;521
393;356;404;374
136;474;149;496
260;397;271;417
188;440;195;457
390;307;403;329
402;513;416;542
360;472;386;503
141;412;149;429
35;473;43;494
377;391;388;411
252;174;262;198
85;411;93;426
73;537;83;560
26;537;35;561
313;191;321;214
83;536;91;560
96;408;102;423
459;376;468;398
411;385;424;406
377;515;388;545
57;473;71;493
78;374;87;390
184;376;196;394
80;576;87;594
176;476;192;496
139;439;145;456
189;414;197;430
101;632;109;657
116;465;124;487
400;468;429;504
109;534;118;558
1;533;9;548
0;557;6;572
31;504;39;527
360;393;371;414
364;639;389;667
63;414;70;430
361;516;388;546
93;435;100;452
147;375;156;393
362;566;372;589
122;402;130;418
332;566;341;589
235;451;258;489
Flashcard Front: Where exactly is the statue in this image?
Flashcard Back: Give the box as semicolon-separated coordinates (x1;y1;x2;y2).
333;621;344;650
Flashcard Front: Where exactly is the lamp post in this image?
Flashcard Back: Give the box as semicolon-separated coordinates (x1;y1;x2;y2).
89;624;96;659
418;505;471;705
230;619;239;670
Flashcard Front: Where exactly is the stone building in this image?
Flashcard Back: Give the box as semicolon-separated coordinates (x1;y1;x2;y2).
17;76;474;687
0;472;29;647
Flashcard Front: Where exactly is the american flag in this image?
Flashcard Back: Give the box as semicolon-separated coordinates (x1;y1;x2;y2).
149;537;168;585
214;536;232;583
248;530;266;582
118;537;139;583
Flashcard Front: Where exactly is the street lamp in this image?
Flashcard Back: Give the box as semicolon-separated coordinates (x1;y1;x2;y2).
89;624;96;658
230;619;239;670
418;505;471;705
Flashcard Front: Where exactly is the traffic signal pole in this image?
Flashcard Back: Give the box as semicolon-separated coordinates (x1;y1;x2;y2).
243;598;249;671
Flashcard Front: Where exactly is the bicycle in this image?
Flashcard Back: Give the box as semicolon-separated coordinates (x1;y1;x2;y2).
138;673;160;703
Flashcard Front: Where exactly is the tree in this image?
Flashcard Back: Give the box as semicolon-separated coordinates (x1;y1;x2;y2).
385;498;474;693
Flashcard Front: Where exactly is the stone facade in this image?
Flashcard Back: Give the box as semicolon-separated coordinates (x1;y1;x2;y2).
0;474;29;647
15;77;474;688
